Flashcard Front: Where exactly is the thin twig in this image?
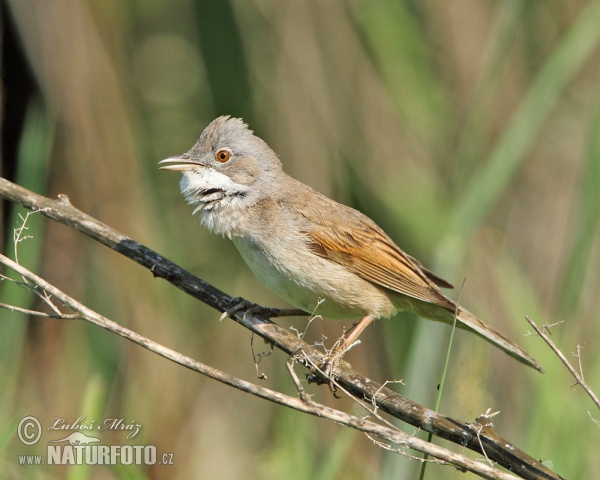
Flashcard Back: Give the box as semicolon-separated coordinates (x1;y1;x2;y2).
525;320;563;337
573;344;585;386
13;208;48;272
588;412;600;428
371;380;406;415
301;299;325;340
525;316;600;410
467;409;501;468
0;301;79;319
9;207;65;316
295;348;400;432
366;434;451;468
250;332;272;380
286;359;313;403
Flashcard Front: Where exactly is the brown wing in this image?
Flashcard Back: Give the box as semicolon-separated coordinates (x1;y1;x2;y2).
297;199;454;310
407;254;454;289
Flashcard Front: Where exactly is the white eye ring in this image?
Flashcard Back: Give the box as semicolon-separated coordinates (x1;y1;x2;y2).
215;148;233;163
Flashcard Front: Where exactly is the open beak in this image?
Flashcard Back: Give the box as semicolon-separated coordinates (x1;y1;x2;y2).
159;156;202;171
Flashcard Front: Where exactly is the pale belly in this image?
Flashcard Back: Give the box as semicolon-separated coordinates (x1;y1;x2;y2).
231;235;396;319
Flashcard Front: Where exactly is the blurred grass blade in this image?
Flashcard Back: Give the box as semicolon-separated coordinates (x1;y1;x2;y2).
559;91;600;316
353;0;451;146
452;0;525;188
314;428;356;480
450;0;600;235
65;376;106;480
0;97;53;400
0;415;21;452
112;463;151;480
418;280;463;480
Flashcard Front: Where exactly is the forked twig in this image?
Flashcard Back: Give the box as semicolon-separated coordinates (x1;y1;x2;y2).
525;316;600;410
251;332;273;380
0;301;79;319
285;359;313;403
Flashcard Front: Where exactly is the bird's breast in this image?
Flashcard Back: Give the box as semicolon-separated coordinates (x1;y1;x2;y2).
231;234;396;319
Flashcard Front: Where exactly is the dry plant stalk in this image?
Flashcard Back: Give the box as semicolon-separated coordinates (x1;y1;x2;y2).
525;315;600;410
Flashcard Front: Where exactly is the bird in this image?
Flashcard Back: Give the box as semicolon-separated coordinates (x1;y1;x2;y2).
160;115;543;373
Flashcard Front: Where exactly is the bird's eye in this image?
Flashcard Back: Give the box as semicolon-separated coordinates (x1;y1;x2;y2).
215;149;232;163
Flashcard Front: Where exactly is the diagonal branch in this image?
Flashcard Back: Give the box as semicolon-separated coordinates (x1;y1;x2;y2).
0;252;522;480
0;177;562;480
525;316;600;410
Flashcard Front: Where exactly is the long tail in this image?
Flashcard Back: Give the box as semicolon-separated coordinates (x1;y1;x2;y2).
410;300;543;372
456;307;543;373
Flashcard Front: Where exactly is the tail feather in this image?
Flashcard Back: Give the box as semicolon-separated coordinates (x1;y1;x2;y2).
456;307;544;373
408;299;544;372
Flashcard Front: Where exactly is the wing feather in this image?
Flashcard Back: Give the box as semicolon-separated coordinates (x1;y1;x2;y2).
304;212;454;310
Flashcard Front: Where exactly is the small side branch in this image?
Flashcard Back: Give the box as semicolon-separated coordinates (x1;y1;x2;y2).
525;316;600;410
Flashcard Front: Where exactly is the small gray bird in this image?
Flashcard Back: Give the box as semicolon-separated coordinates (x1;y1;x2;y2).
160;116;542;372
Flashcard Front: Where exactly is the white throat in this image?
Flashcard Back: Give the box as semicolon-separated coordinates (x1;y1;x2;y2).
180;168;252;237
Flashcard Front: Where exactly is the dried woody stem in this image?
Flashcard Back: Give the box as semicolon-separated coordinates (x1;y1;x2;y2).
0;253;517;480
0;177;562;480
525;315;600;410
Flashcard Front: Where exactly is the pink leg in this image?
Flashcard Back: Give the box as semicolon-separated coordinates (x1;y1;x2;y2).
323;315;375;393
340;314;374;351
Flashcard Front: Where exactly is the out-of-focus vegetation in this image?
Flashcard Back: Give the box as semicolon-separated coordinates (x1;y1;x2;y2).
1;0;599;478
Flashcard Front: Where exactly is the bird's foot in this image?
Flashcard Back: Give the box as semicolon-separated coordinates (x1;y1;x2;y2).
219;297;267;321
220;297;306;321
322;353;344;398
319;336;352;398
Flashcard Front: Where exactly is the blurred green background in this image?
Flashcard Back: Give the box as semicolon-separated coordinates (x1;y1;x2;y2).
1;0;600;478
